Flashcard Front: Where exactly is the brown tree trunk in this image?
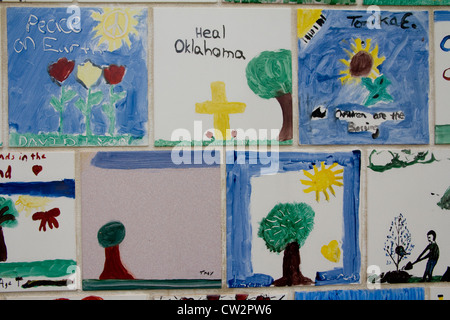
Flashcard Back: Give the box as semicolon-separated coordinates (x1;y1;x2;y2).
99;245;135;280
273;241;313;286
0;227;7;262
276;93;293;142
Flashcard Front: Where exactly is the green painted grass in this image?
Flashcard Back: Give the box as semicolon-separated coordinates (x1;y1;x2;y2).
0;259;76;278
82;279;222;291
9;132;146;147
408;276;442;283
435;125;450;144
154;139;293;147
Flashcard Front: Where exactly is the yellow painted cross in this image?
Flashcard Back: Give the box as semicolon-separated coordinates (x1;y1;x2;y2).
195;81;246;140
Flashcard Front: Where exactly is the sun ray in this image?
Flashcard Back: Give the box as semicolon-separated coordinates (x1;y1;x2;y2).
328;163;338;169
303;186;315;193
303;171;315;180
329;185;335;197
333;181;344;187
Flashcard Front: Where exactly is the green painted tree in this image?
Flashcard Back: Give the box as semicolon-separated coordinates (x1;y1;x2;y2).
0;197;19;262
246;49;292;141
97;221;134;280
258;202;315;286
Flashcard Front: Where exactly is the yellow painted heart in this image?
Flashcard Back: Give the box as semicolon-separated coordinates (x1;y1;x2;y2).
321;240;341;263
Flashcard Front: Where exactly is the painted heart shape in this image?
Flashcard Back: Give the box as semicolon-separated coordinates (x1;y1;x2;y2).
321;240;341;263
32;165;43;176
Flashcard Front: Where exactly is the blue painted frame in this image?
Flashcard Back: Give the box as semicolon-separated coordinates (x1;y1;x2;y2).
226;150;361;287
295;287;425;300
90;150;220;169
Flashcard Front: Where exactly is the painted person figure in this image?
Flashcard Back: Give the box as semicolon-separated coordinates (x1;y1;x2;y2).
416;230;439;282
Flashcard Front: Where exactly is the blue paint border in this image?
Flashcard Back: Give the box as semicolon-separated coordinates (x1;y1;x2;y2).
435;11;450;22
226;151;361;287
0;179;75;198
91;150;220;169
295;287;425;300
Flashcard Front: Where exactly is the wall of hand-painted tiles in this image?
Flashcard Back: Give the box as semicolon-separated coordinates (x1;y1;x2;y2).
0;0;448;302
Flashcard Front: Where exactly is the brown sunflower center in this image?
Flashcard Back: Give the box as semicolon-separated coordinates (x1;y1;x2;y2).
349;51;374;77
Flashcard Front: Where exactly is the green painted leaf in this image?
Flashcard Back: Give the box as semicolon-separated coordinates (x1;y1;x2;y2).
62;89;77;103
111;91;127;104
50;97;62;111
246;49;292;100
75;98;87;114
102;103;114;117
258;202;315;253
89;91;104;106
0;197;19;228
98;221;126;248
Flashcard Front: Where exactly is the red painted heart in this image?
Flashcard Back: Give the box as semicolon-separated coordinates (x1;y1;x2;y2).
32;165;43;176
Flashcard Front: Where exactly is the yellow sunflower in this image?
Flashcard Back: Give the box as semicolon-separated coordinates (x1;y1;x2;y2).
339;38;385;85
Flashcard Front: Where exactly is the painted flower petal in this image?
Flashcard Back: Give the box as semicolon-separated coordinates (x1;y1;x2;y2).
104;65;126;85
77;61;103;89
48;57;75;84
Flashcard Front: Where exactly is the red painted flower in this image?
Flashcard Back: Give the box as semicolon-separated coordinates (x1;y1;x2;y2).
32;208;60;232
81;296;104;300
48;58;75;84
205;131;214;139
103;65;126;85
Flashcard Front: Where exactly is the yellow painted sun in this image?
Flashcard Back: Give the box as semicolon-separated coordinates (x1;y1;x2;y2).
92;8;141;52
300;162;344;202
339;38;385;85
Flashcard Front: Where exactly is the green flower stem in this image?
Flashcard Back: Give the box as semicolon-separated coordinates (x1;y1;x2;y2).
102;85;126;137
85;89;92;136
50;86;77;135
75;88;103;137
108;86;116;136
59;87;65;134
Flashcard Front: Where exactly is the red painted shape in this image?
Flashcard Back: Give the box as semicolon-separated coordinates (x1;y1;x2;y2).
32;165;43;176
103;65;126;85
99;245;135;280
32;208;60;232
48;57;75;83
82;296;104;300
